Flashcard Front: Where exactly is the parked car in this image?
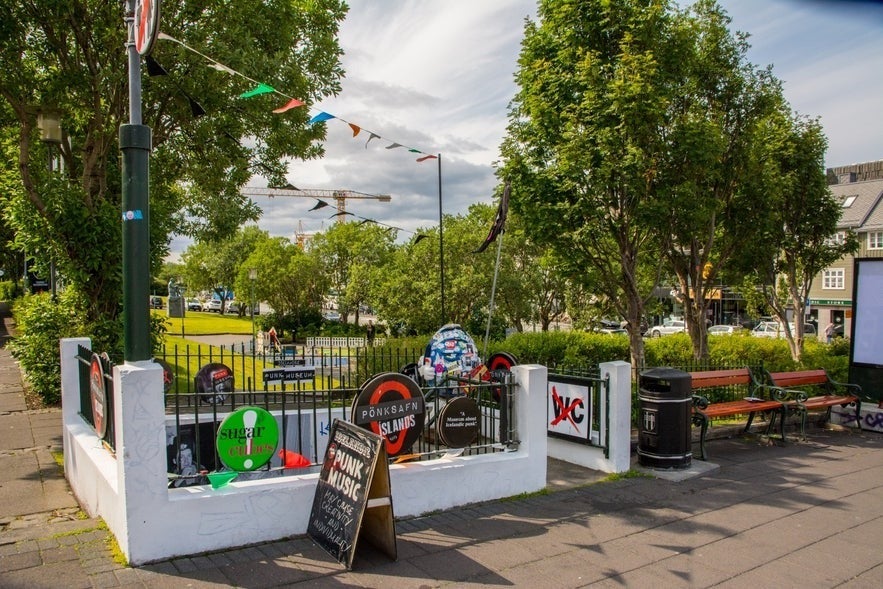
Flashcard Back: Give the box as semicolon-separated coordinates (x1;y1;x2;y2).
708;324;743;336
323;311;340;322
648;318;685;337
205;299;224;313
225;301;240;315
150;296;163;309
186;299;203;312
597;328;628;335
751;321;816;338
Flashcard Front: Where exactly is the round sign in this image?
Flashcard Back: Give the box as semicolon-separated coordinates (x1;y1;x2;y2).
153;358;174;394
89;353;107;439
436;397;482;448
351;373;425;457
195;363;233;405
134;0;161;56
487;352;517;372
216;407;279;471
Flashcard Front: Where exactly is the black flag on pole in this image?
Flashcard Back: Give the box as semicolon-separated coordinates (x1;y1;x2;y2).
474;181;510;254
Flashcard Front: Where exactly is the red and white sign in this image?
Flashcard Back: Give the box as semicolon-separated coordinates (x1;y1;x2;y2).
547;380;590;440
134;0;161;56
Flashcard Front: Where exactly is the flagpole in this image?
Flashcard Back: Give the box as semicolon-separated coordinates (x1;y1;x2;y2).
483;229;504;359
438;153;446;324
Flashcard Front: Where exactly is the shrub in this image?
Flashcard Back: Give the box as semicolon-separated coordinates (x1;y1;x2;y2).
8;291;87;405
0;280;22;301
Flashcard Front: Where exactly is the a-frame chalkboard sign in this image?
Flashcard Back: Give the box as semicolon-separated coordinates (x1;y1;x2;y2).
307;419;396;569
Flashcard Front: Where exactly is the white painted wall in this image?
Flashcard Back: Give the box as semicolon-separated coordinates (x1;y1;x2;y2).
61;341;549;565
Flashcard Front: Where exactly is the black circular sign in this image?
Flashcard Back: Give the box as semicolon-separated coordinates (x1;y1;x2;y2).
436;397;482;448
351;372;425;457
486;352;517;402
195;362;234;405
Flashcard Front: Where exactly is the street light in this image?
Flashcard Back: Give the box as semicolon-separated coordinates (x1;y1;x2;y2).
37;110;62;300
248;268;257;352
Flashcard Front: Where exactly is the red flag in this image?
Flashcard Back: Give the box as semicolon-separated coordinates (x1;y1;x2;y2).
474;181;510;253
273;98;305;113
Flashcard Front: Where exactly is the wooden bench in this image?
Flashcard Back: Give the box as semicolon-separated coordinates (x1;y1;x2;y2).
766;369;862;438
690;368;787;461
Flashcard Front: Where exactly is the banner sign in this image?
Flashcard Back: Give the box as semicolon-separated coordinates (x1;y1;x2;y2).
262;366;316;384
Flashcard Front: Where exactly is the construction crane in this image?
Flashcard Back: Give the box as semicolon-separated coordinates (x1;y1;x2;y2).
242;185;392;223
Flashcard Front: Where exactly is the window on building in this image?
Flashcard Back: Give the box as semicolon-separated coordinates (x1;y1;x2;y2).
842;195;857;208
825;231;845;246
869;231;883;250
822;268;845;290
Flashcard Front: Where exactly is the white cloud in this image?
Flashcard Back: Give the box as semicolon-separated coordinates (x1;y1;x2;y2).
168;0;883;260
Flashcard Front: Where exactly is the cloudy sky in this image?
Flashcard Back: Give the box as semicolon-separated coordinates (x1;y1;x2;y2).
169;0;883;258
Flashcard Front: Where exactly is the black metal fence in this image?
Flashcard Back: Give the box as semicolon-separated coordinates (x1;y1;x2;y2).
77;342;515;488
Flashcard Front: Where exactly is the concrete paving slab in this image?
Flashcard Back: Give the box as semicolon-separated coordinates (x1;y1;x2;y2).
0;414;35;451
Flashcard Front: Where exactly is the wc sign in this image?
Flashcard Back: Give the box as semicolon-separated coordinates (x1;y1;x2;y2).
547;378;592;441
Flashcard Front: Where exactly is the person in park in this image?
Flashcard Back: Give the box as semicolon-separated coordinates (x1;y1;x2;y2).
824;323;836;343
268;326;280;350
366;321;376;346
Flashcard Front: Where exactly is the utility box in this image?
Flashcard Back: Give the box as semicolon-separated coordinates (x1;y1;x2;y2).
637;367;692;469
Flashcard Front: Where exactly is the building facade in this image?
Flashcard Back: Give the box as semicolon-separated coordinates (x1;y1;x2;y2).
809;161;883;337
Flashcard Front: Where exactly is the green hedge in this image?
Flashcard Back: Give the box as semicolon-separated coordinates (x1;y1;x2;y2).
491;331;850;380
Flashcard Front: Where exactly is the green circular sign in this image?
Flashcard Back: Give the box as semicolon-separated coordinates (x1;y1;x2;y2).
216;407;279;472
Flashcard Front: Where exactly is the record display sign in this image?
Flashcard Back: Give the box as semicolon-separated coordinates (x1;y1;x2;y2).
351;373;425;457
436;396;482;448
215;406;279;471
89;353;107;439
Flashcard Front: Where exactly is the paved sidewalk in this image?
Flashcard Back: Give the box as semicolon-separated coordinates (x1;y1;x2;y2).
2;311;883;587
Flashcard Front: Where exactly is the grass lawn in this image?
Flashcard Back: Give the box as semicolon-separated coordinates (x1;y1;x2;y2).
152;309;253;336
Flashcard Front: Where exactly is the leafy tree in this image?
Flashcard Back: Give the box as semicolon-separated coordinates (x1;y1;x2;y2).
738;113;858;361
495;223;568;332
657;0;782;360
500;0;681;370
179;225;266;312
309;221;396;324
372;205;499;335
0;0;346;352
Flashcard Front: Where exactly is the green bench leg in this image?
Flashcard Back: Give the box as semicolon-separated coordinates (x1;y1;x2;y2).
693;413;709;461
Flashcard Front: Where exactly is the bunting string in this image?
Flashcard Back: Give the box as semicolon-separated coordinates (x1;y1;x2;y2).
157;33;439;163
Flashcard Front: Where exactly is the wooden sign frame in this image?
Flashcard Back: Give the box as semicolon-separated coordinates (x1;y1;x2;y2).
308;419;396;569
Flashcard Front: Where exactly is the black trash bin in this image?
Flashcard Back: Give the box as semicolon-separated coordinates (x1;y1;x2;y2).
637;367;692;468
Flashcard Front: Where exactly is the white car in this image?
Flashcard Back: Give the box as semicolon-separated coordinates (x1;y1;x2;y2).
751;322;817;338
648;319;686;337
205;299;224;313
708;324;742;335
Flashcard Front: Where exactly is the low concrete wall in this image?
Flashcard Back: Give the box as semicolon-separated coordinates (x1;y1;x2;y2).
61;337;548;565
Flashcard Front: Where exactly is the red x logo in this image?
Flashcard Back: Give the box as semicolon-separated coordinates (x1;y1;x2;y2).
550;386;582;433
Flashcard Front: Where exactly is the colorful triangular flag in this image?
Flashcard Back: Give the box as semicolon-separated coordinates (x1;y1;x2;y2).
348;123;361;137
239;83;275;98
273;98;305;113
309;112;335;124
